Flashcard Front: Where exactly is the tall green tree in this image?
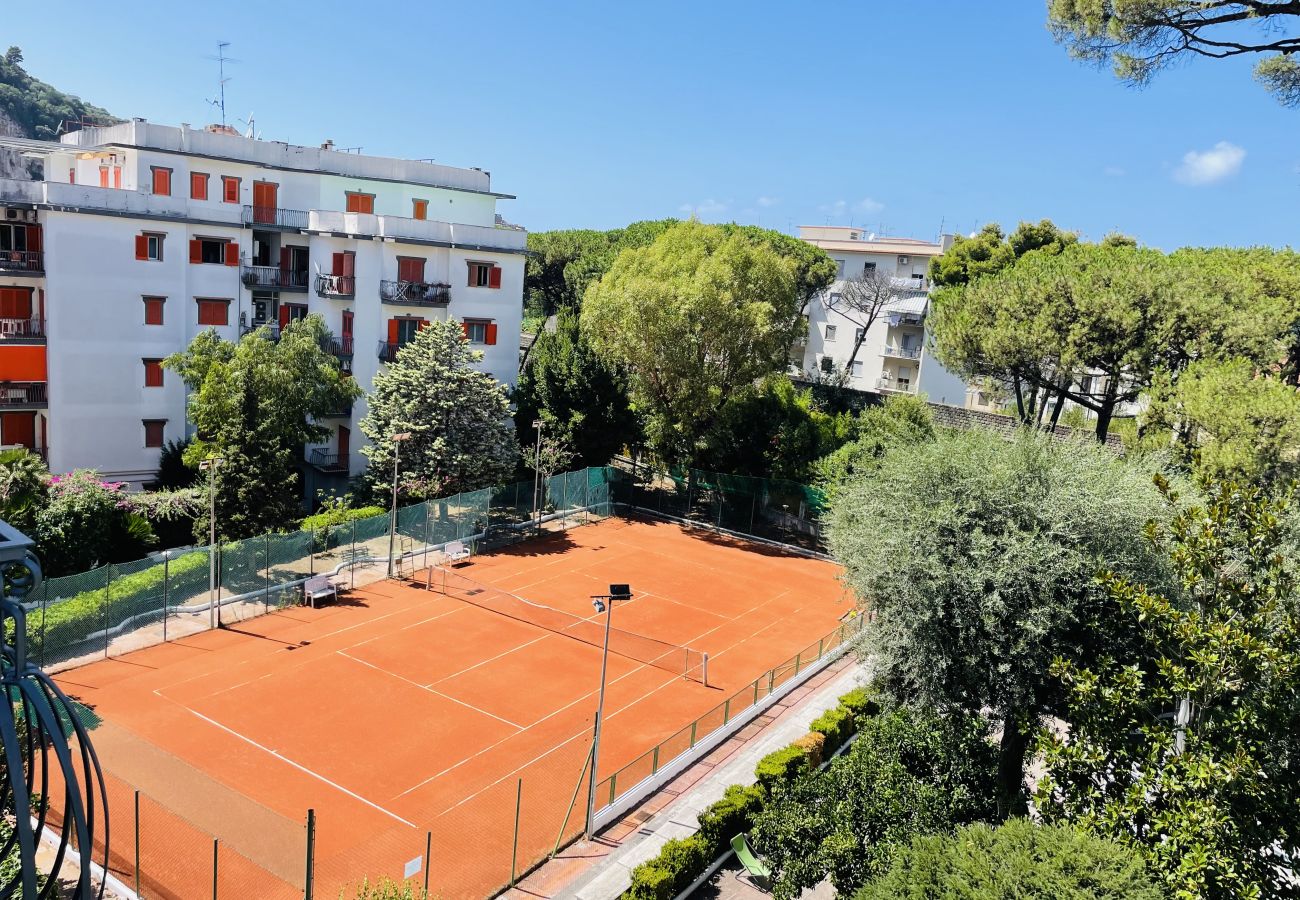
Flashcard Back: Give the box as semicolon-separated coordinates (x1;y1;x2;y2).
1037;480;1300;900
752;708;999;899
814;394;935;502
928;220;1078;289
360;318;516;502
1047;1;1300;107
512;309;639;468
0;46;119;138
165;316;360;538
828;428;1171;817
582;221;802;465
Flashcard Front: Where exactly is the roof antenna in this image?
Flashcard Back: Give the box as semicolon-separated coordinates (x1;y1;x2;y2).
205;41;237;127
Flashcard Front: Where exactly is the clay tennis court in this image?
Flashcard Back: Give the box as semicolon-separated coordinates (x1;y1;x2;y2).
53;514;850;899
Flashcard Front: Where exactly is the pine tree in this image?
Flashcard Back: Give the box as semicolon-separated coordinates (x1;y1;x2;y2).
359;319;517;502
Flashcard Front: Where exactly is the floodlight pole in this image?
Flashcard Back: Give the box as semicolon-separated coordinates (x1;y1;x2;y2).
532;419;543;531
586;584;631;840
387;432;412;578
200;456;223;629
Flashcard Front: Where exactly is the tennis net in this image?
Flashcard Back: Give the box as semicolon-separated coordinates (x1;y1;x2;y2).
424;567;709;684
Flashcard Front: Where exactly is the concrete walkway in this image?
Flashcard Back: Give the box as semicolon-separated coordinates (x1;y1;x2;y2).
502;654;867;900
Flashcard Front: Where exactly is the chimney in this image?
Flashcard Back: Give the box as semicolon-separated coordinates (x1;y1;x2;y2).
321;139;335;151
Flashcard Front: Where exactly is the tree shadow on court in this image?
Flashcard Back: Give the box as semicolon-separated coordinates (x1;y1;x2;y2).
631;514;828;561
482;528;579;558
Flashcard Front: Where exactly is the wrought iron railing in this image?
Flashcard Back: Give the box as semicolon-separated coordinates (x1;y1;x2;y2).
315;273;355;297
241;264;310;291
0;317;44;339
307;449;349;472
377;340;400;363
0;250;43;274
379;280;451;306
882;345;921;360
875;377;916;394
0;382;47;407
242;206;309;230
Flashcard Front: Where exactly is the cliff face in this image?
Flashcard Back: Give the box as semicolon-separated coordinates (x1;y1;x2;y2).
0;108;37;180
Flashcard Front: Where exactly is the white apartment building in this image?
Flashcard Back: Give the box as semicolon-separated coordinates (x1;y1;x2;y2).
794;226;985;408
0;119;525;488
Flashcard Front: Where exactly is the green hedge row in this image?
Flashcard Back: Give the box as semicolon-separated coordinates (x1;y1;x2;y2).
625;685;879;900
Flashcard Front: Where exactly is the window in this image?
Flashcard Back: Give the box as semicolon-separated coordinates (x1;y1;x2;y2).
99;166;109;188
221;176;240;204
854;327;865;344
851;360;863;378
819;356;833;374
196;299;230;327
397;257;426;283
462;319;498;345
151;167;172;196
190;238;237;265
824;324;837;340
863;261;877;273
143;359;164;388
143;420;166;449
828;292;842;305
835;259;845;278
412;199;428;220
467;262;501;288
135;232;165;261
394;318;423;346
143;296;165;325
345;192;375;214
191;172;209;201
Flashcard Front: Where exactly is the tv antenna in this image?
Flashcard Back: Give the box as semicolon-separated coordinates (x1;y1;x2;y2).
205;41;238;127
238;112;262;140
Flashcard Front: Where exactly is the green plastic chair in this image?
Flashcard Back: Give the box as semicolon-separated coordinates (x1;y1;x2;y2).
731;833;772;889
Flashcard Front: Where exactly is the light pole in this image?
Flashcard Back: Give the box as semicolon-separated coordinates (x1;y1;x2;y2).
531;418;543;530
199;455;223;629
387;432;412;577
586;583;632;840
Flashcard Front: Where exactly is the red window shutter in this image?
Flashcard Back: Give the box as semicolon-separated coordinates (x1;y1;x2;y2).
342;311;354;337
280;247;290;271
144;298;164;325
417;318;429;330
387;319;400;344
113;167;122;189
279;305;291;330
488;266;502;289
224;242;239;266
485;323;498;346
412;199;427;220
467;265;476;288
135;235;149;260
332;253;344;276
69;168;75;184
189;239;202;264
460;321;470;340
99;167;109;188
27;226;41;253
144;360;163;387
191;173;207;200
342;252;355;277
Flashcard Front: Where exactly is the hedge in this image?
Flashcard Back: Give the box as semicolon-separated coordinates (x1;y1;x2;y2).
301;505;386;534
625;685;878;900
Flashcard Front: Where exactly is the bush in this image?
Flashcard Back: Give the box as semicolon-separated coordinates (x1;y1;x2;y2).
625;835;711;900
301;503;387;534
696;783;764;855
754;745;812;794
809;705;853;755
854;819;1162;900
837;686;880;722
791;732;825;770
348;877;428;899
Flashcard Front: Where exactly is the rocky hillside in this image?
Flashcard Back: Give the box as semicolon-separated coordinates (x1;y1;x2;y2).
0;45;119;179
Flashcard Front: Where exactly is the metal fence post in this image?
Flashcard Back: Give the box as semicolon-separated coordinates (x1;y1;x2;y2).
723;698;731;725
212;837;219;900
134;790;140;896
424;831;432;896
304;808;315;900
162;552;170;642
510;778;523;888
103;567;111;658
264;533;271;611
749;493;756;536
689;721;697;749
350;521;356;591
794;652;802;676
651;746;660;775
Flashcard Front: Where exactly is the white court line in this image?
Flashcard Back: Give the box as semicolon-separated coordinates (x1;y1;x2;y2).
181;707;417;829
424;634;549;687
336;650;526;730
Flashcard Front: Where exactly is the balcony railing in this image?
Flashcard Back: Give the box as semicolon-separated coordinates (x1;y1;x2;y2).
307;449;349;473
379;280;451;307
882;345;921;360
875;378;916;394
241;264;310;291
0;318;44;341
323;337;354;373
0;250;43;274
242;206;309;230
890;276;929;293
315;274;355;298
377;340;400;364
0;382;47;407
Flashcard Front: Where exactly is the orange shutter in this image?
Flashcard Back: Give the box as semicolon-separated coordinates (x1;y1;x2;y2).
99;167;109;188
135;235;149;260
189;239;202;264
485;323;498;346
191;173;207;200
68;169;75;184
26;226;41;253
279;305;292;330
342;252;355;277
332;253;344;276
417;318;430;330
387;319;400;344
460;321;470;340
0;346;48;380
224;242;239;266
113;167;122;189
488;266;502;289
412;199;427;220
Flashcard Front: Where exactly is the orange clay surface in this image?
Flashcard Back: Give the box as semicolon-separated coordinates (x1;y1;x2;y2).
54;516;849;899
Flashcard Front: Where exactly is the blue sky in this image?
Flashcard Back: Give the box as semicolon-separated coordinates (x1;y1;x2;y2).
7;1;1297;248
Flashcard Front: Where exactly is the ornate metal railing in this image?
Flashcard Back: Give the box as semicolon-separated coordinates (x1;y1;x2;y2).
0;250;43;274
241;206;309;230
315;274;355;298
0;317;44;340
0;382;47;407
241;264;310;291
307;449;349;472
379;280;451;306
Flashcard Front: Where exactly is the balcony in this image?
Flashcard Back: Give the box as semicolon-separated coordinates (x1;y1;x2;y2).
307;449;349;473
315;274;355;298
241;264;309;292
890;275;929;293
0;382;47;408
376;340;400;364
323;336;354;373
242;205;309;230
0;250;43;275
380;280;451;307
875;378;916;395
882;345;921;360
0;318;44;342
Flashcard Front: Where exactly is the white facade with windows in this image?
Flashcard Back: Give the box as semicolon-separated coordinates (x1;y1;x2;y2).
0;120;525;486
794;226;989;409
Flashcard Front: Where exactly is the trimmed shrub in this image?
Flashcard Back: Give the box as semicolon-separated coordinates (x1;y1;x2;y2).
302;504;386;536
696;783;764;856
792;731;825;770
349;877;428;899
809;705;853;754
755;744;812;794
626;835;711;900
837;686;880;722
854;819;1162;900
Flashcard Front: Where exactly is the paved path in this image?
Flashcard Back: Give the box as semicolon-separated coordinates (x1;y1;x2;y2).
502;654;867;900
